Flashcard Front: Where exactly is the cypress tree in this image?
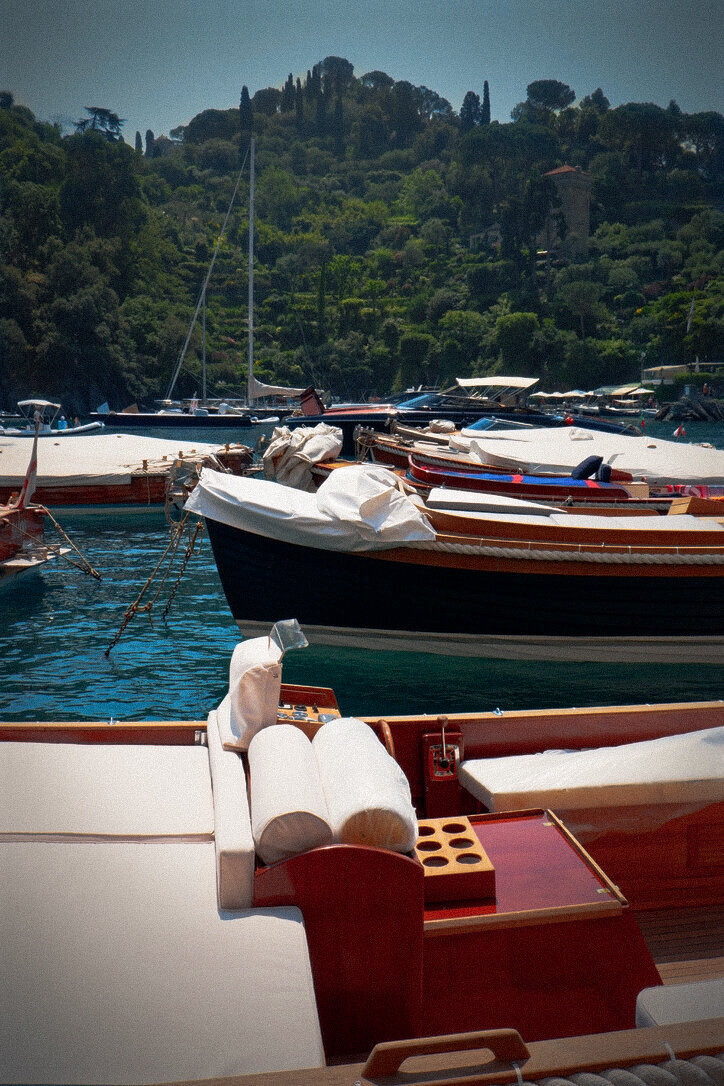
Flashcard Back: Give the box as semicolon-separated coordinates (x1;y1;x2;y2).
144;129;155;157
295;78;304;125
239;85;253;134
482;80;491;124
135;130;143;153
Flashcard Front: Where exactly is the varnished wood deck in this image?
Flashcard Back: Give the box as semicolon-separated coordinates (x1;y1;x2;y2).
638;904;724;984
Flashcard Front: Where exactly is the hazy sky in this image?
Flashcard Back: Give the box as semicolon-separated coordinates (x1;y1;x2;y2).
3;0;723;142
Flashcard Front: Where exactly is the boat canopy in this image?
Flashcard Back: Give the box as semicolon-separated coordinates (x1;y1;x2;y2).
609;383;648;397
17;399;62;411
455;376;539;390
248;375;307;402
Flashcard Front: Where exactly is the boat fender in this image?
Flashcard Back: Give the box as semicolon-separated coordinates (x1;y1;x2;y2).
571;455;604;480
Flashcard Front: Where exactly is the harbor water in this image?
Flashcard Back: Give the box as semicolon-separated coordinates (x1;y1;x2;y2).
1;419;722;722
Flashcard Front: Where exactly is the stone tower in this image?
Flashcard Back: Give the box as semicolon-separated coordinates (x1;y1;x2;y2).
543;165;592;261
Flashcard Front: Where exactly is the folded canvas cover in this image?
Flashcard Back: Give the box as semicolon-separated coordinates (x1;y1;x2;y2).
185;466;436;551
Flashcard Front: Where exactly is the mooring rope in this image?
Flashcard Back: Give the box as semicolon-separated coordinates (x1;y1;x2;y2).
104;513;198;656
21;507;101;579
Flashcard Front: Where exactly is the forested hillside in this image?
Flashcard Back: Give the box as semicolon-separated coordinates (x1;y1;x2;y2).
1;60;723;413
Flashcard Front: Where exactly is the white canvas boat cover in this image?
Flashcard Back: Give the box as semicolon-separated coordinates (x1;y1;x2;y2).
262;423;343;490
0;432;239;487
460;425;724;484
185;465;436;551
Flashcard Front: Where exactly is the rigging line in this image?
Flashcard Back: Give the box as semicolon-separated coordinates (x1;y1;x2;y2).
37;507;102;579
165;146;251;400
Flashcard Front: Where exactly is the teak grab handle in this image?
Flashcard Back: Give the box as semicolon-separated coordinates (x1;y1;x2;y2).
363;1028;531;1080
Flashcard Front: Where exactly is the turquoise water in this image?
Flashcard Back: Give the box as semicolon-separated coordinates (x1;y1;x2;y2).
1;419;722;722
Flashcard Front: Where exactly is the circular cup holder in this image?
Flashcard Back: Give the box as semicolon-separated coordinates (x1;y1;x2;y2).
441;822;466;834
417;825;435;837
422;856;448;868
449;837;474;849
417;841;442;852
456;853;483;865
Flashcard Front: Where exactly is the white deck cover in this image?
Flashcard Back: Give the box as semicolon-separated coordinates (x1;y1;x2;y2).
458;728;724;838
185;466;435;551
457;425;724;484
0;432;235;486
0;841;325;1084
0;741;214;839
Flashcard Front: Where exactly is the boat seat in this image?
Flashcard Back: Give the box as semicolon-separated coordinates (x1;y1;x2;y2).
0;731;256;909
0;740;214;840
457;727;724;840
636;978;724;1026
0;840;324;1084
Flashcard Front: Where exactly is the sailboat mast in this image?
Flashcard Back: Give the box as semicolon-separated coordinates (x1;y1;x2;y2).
201;285;206;404
247;137;255;406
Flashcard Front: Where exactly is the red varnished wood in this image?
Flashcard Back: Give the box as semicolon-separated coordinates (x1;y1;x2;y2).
423;811;614;921
253;844;425;1059
422;911;662;1041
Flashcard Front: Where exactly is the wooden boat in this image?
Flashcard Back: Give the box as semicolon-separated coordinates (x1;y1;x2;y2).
1;634;721;1084
185;465;724;663
358;426;724;505
0;501;44;561
0;432;254;512
287;378;635;455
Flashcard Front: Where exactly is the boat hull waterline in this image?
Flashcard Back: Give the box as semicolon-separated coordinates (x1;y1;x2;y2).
205;518;724;663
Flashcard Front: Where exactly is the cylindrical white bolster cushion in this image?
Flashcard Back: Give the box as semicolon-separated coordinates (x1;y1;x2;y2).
313;717;418;853
248;725;333;865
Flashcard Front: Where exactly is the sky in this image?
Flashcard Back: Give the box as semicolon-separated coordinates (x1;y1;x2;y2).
2;0;723;142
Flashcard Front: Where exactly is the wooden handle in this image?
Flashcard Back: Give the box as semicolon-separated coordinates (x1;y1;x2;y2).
363;1028;530;1080
378;719;396;761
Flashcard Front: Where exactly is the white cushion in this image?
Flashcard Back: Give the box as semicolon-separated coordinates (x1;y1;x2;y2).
636;978;724;1026
0;741;213;839
458;728;724;814
206;709;255;908
0;841;324;1084
248;725;333;865
313;717;418;853
217;635;283;750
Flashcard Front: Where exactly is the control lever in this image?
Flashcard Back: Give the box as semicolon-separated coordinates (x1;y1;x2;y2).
438;715;449;769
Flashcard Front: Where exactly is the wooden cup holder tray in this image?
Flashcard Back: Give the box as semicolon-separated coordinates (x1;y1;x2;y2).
415;817;496;904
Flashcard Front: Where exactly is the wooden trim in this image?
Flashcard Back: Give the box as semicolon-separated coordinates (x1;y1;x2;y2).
158;1019;724;1084
424;897;622;935
544;809;627;906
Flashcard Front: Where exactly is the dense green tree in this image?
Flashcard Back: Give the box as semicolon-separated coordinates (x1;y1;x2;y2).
252;87;282;116
526;80;575;113
74;106;125;140
460;91;481;133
